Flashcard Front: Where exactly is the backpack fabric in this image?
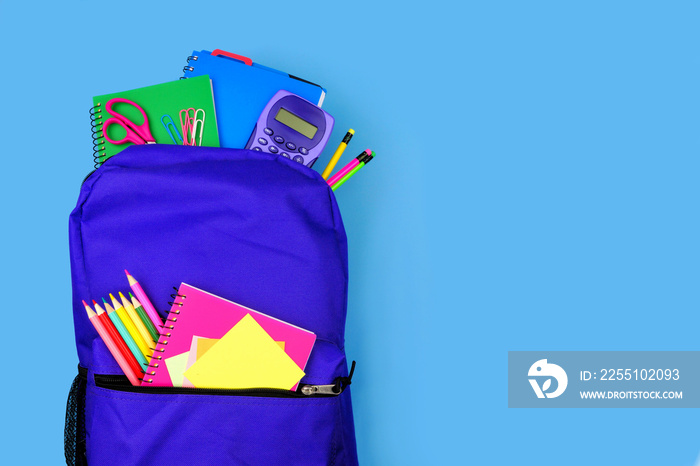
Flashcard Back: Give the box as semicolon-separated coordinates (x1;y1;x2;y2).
64;145;359;465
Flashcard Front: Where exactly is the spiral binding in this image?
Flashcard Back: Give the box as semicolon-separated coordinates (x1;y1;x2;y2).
143;287;187;382
180;55;198;79
90;104;106;168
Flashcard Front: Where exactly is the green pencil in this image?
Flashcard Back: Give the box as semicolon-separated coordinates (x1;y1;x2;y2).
331;151;375;191
130;292;160;341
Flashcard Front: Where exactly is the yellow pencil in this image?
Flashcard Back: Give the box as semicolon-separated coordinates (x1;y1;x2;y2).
110;293;152;360
321;129;354;180
119;292;156;350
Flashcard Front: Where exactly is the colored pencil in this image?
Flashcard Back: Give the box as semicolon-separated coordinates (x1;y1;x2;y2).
321;129;354;180
93;300;143;376
103;298;150;368
331;151;375;191
110;294;152;360
129;292;160;341
119;292;156;350
84;301;140;385
327;149;371;186
125;270;164;332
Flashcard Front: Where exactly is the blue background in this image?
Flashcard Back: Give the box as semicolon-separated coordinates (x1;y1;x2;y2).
1;1;699;464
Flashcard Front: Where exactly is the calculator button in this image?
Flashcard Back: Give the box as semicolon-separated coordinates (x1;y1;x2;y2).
258;138;268;145
268;146;279;154
253;147;261;151
286;142;296;151
293;155;304;164
298;147;308;155
264;127;274;135
281;152;290;158
274;136;284;144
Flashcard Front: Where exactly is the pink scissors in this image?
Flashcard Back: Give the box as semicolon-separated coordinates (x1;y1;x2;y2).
102;98;156;145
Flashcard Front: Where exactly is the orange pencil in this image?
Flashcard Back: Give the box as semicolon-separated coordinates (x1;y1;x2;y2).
84;301;140;385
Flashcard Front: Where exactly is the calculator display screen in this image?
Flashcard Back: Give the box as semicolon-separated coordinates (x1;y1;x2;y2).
275;108;318;139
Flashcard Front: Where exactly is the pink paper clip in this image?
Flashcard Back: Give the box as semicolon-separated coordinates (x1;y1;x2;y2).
179;108;206;146
179;108;195;146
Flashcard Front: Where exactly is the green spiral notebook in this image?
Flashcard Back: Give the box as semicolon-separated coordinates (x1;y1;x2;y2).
91;75;220;165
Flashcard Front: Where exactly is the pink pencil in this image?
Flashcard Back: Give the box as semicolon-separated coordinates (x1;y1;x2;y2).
327;149;371;186
84;300;141;386
125;270;164;333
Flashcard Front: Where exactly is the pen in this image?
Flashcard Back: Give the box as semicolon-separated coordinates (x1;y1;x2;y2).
327;149;371;186
331;151;375;191
321;129;354;180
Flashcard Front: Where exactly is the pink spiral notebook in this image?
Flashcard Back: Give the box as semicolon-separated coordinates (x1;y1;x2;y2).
142;283;316;388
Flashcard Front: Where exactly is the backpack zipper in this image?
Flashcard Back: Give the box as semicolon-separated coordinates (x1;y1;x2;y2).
80;361;355;398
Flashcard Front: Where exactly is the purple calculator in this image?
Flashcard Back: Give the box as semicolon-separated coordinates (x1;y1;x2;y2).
245;90;334;168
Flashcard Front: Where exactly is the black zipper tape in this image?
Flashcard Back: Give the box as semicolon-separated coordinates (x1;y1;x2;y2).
79;361;355;398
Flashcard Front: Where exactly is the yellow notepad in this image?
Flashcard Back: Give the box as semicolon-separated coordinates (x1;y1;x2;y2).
184;314;305;390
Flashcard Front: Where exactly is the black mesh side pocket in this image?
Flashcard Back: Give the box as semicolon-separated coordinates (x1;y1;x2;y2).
64;367;87;465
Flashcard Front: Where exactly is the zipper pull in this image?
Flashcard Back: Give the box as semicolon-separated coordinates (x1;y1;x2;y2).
299;360;357;396
300;384;342;396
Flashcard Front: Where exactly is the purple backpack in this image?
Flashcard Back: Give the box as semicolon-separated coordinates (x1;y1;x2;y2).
64;145;359;465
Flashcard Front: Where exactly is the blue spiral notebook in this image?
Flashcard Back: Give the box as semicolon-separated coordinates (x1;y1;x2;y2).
182;49;326;149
